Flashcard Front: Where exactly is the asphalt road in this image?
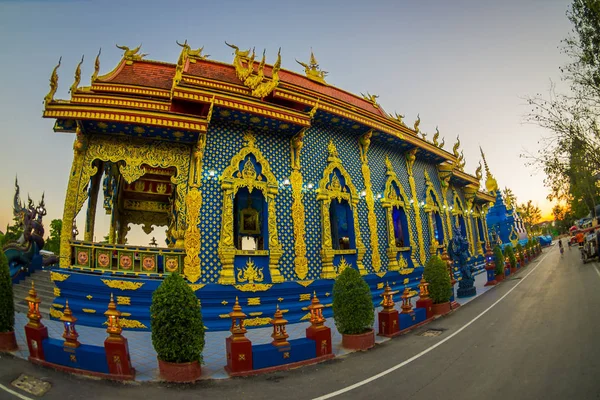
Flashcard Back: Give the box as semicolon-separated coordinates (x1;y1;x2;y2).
1;245;599;400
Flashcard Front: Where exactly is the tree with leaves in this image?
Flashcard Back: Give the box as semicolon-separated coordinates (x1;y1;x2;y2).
519;200;542;232
525;0;600;216
44;219;62;254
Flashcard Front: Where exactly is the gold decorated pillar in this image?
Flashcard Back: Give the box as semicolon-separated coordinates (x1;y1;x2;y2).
318;196;336;279
358;130;382;272
405;148;426;265
463;185;478;256
290;128;309;279
184;133;206;283
84;161;103;242
59;128;89;268
437;163;454;241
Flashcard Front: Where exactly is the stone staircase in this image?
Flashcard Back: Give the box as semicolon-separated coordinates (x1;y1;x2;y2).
12;270;54;318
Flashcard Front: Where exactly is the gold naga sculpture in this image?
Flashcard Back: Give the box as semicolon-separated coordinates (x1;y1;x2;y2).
390;112;407;127
69;55;84;94
43;57;61;105
116;44;148;64
225;42;281;98
432;126;445;148
360;92;379;108
91;48;101;82
413;113;421;134
475;161;483;181
452;136;465;170
296;51;328;84
176;40;209;61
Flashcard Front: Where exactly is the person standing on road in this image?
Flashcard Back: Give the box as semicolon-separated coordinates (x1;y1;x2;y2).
559;238;564;256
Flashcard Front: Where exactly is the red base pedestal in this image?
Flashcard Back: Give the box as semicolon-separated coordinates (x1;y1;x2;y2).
24;325;48;360
306;325;332;357
416;298;434;319
225;336;253;374
104;338;135;380
378;310;399;337
431;301;451;316
510;267;517;274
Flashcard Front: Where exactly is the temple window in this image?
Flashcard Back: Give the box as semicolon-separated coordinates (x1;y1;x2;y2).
234;188;265;251
330;198;354;250
318;140;366;278
382;156;415;272
217;130;284;284
423;170;446;254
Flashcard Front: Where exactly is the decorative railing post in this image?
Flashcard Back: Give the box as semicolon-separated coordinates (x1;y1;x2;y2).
24;282;48;360
60;300;80;349
378;283;399;336
225;297;253;374
305;292;332;356
484;242;497;286
416;276;434;319
104;294;135;379
270;305;289;347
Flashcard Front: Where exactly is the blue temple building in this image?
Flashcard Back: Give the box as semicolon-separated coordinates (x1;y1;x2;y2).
39;42;497;331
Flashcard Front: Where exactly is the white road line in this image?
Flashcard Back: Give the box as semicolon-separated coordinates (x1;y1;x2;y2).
0;383;34;400
312;248;554;400
593;263;600;279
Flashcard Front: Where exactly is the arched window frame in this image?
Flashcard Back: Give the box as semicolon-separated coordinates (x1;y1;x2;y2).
423;170;447;255
317;140;366;279
381;156;417;272
217;130;283;284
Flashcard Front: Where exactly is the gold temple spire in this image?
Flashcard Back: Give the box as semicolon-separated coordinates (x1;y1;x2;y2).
91;48;101;83
480;146;499;195
43;57;61;105
69;55;84;94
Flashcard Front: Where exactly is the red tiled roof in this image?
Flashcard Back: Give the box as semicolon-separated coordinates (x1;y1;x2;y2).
102;61;175;90
103;58;385;117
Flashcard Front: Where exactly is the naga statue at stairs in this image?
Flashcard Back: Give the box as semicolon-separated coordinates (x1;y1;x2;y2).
3;178;57;282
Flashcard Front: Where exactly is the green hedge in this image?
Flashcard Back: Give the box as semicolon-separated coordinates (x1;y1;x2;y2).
505;245;517;268
493;246;505;275
423;255;452;304
0;251;14;332
151;273;205;363
332;267;374;335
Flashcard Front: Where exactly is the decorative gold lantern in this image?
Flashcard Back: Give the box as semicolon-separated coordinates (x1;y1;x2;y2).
229;297;248;341
25;281;42;328
400;288;413;314
418;277;430;300
104;294;123;341
380;283;397;312
270;305;289;347
60;300;80;348
307;292;326;329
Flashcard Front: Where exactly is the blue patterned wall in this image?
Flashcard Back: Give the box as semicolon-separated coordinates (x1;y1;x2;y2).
199;120;472;283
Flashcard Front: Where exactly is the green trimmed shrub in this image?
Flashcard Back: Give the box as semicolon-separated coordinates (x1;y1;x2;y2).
493;246;505;276
423;255;452;304
332;267;374;335
151;273;204;363
505;245;517;269
515;243;523;258
0;251;14;333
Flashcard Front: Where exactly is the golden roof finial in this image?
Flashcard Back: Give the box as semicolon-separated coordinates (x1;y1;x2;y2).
69;54;84;94
480;146;499;195
452;135;461;159
432;126;440;147
43;56;61;105
361;92;379;108
116;44;147;65
413;113;421;133
91;48;101;82
475;161;482;181
296;49;328;84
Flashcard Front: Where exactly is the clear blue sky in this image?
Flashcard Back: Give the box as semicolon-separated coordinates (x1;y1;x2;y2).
0;0;572;244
